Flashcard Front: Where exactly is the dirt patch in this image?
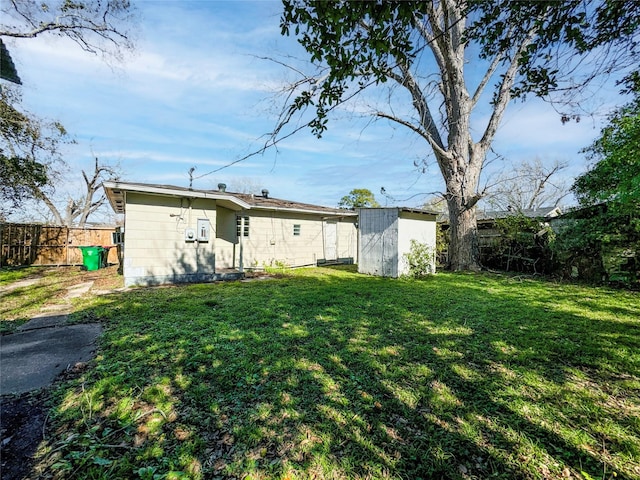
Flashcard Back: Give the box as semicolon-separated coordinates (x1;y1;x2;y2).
1;362;90;480
1;391;47;480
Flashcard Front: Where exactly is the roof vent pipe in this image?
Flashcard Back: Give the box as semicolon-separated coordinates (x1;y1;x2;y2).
261;189;269;198
218;183;226;192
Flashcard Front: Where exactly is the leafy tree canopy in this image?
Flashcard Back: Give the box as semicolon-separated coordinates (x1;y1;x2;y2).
0;87;69;216
1;0;135;223
574;76;640;214
554;75;640;284
281;0;640;136
338;188;380;209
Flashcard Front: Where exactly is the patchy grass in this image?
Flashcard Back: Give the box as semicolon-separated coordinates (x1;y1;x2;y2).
23;266;640;479
0;266;41;286
0;265;122;333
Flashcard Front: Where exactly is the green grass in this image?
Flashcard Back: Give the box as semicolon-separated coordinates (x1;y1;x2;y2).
0;266;40;286
0;267;69;332
0;265;121;333
19;266;640;479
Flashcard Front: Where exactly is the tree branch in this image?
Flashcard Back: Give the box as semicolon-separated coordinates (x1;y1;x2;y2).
471;52;503;108
477;21;541;159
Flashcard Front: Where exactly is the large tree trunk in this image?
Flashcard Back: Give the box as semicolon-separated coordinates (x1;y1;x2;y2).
439;147;484;271
447;199;480;271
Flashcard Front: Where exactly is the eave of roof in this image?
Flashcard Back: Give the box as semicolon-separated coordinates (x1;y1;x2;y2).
102;181;356;217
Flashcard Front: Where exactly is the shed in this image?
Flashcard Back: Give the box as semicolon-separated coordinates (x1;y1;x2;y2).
357;208;438;278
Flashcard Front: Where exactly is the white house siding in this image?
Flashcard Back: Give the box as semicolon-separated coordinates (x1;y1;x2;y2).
336;220;358;262
397;211;437;276
123;193;218;286
232;211;357;269
214;207;240;269
358;208;436;278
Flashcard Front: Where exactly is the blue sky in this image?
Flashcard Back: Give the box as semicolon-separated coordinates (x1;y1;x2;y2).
6;0;625;220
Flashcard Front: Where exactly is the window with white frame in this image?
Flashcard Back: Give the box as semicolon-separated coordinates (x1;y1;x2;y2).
236;216;250;237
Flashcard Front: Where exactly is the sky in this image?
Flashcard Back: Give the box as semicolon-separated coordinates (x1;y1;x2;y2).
4;0;628;221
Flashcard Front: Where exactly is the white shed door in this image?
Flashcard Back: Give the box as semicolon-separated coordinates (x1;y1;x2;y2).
324;221;337;260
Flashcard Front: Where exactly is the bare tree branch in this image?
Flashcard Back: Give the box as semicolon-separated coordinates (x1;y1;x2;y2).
1;0;136;59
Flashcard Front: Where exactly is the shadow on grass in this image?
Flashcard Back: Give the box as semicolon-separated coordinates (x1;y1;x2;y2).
37;269;640;479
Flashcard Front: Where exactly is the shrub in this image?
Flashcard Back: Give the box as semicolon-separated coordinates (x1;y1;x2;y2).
404;240;435;278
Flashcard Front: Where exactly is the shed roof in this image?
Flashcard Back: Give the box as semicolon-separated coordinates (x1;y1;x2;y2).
103;181;357;217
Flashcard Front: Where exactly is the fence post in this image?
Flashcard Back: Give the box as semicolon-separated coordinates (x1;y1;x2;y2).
66;226;70;266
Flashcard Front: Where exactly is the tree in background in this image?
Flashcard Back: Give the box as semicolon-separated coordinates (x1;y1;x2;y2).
484;158;571;212
422;196;448;215
574;75;640;216
39;158;120;227
0;0;135;224
0;0;136;60
554;74;640;284
0;87;69;218
0;88;120;226
338;188;380;209
276;1;639;270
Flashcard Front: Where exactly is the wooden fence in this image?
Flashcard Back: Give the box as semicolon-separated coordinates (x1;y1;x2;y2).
0;223;119;267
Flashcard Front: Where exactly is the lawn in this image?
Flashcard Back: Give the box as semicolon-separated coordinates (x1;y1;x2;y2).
0;266;121;334
11;266;640;479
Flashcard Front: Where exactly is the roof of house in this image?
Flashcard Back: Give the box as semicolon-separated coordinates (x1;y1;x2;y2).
477;206;562;222
437;206;562;225
103;181;357;217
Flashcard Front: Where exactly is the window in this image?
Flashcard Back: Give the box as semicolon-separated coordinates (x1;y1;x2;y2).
236;216;250;237
293;224;301;236
111;231;124;244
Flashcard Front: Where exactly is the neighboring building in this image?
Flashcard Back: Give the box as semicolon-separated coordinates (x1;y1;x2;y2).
103;181;357;286
435;206;562;269
357;208;438;278
476;206;562;248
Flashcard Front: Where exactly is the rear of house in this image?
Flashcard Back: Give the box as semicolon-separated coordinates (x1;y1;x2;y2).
104;182;357;286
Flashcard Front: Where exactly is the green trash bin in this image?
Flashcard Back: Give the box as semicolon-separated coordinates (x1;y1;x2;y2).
78;246;104;271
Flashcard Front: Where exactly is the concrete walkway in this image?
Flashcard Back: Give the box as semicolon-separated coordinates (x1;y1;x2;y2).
0;280;103;396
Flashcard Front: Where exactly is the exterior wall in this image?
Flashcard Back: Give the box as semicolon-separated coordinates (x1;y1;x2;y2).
336;220;357;262
358;208;437;278
234;211;357;269
358;209;399;277
215;207;239;269
397;211;437;276
122;192;358;284
123;193;217;286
